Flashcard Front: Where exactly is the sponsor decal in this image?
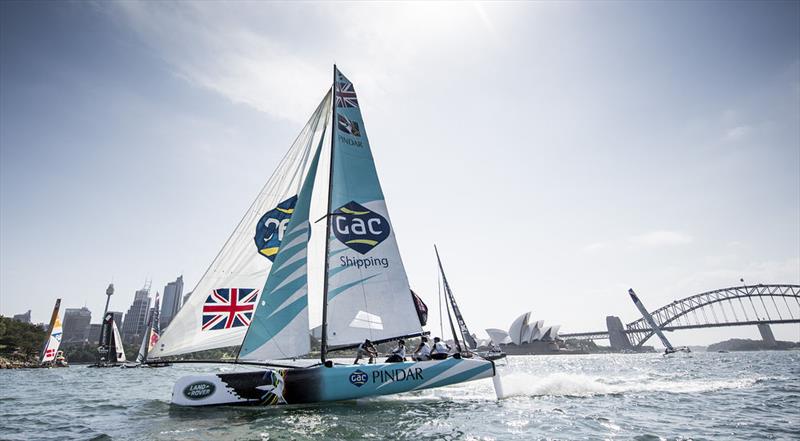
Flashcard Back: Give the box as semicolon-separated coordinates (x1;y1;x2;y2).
372;367;424;384
337;114;361;137
335;78;359;108
201;288;258;331
340;255;389;269
183;381;216;400
349;369;368;387
332;201;390;255
337;134;363;148
254;195;298;261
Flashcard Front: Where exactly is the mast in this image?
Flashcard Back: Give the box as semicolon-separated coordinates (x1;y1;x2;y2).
40;299;61;364
320;64;337;363
628;289;674;351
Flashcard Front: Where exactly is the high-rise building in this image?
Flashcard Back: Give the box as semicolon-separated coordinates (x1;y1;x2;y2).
122;286;151;344
12;310;31;323
62;307;92;342
88;323;103;343
160;275;184;329
182;291;193;309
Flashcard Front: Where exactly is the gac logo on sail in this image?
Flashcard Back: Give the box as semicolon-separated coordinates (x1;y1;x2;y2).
332;201;390;254
254;195;298;261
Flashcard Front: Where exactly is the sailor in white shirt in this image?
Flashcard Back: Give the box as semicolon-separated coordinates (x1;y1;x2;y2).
413;337;431;361
385;339;406;363
430;337;451;360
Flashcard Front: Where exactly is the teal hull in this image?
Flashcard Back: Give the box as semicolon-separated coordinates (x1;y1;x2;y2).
172;357;495;406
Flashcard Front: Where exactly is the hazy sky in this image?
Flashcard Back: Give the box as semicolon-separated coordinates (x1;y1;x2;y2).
2;1;798;346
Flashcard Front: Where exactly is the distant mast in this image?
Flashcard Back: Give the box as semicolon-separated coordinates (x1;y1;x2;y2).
434;245;477;350
628;289;675;352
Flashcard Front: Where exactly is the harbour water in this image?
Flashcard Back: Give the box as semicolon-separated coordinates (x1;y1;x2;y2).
1;351;798;440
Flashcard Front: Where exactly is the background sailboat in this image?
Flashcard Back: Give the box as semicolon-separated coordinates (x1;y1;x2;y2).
434;245;506;361
40;299;67;368
166;66;498;406
628;289;690;355
90;312;127;367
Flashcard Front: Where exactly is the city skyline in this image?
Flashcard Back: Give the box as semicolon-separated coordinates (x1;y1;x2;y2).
1;2;798;347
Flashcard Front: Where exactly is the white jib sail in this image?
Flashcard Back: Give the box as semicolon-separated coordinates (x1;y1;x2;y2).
135;328;150;363
112;321;127;363
152;89;332;358
41;316;63;363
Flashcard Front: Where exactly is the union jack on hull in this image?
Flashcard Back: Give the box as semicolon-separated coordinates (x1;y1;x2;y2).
202;288;259;331
335;80;359;108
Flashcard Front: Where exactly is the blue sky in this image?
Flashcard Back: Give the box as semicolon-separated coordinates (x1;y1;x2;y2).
1;1;798;345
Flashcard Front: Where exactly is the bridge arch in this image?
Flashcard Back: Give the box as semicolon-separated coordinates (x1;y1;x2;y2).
625;284;800;347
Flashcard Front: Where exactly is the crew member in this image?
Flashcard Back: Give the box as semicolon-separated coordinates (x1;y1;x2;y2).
413;337;431;361
385;339;406;363
430;337;451;360
354;339;378;364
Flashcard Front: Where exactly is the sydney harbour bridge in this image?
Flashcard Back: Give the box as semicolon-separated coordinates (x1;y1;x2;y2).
560;284;800;350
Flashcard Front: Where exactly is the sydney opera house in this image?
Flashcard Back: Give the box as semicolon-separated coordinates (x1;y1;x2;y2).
485;312;562;354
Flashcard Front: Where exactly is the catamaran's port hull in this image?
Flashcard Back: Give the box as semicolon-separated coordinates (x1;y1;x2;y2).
171;357;495;406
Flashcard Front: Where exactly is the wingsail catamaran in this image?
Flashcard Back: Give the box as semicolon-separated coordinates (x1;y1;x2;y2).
40;299;68;368
90;312;127;367
628;289;690;355
434;246;506;361
153;66;500;406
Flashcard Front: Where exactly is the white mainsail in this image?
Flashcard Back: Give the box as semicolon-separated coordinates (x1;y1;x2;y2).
152;90;332;358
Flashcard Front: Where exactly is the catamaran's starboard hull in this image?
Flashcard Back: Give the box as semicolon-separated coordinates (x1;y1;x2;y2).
171;358;495;406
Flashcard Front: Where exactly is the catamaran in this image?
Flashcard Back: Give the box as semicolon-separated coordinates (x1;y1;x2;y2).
40;299;67;368
152;66;500;406
90;312;127;367
628;289;690;355
434;245;506;361
124;293;171;368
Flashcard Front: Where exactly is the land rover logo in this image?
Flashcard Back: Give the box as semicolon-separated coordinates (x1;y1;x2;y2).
349;369;368;387
183;381;216;400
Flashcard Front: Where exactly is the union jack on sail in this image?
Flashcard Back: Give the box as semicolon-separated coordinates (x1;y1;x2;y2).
202;288;259;331
335;80;359;108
